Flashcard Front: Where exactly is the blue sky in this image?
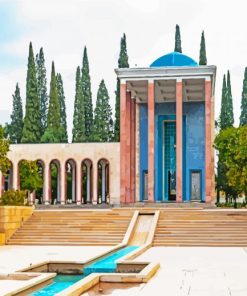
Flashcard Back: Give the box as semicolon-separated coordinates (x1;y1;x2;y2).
0;0;246;138
0;2;25;68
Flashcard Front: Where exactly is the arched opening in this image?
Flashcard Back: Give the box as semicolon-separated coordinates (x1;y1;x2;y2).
49;160;61;205
97;159;109;204
3;162;13;191
65;159;76;204
81;159;93;204
36;160;45;204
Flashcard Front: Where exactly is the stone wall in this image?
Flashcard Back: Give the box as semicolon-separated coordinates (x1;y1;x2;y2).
0;206;33;244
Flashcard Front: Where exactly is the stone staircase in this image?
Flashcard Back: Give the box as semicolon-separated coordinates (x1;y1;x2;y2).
153;210;247;246
7;210;133;246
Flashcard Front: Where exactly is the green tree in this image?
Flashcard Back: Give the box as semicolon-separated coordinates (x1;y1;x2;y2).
19;160;43;194
72;66;86;142
22;42;41;143
0;125;10;175
36;47;48;136
217;73;235;203
219;74;233;129
114;33;129;141
226;70;234;126
240;67;247;126
56;73;68;143
199;31;207;65
93;80;113;142
174;24;182;53
9;83;23;143
41;62;62;143
81;47;93;141
215;126;247;200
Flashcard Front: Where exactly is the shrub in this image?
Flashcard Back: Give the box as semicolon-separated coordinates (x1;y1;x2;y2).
0;190;27;206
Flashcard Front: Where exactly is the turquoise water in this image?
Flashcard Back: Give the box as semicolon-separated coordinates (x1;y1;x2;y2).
30;246;138;295
30;275;85;295
84;245;138;274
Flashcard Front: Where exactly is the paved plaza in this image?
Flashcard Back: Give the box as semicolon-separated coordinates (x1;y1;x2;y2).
0;246;247;295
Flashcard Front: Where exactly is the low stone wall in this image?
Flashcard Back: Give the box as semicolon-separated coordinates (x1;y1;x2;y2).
0;206;33;244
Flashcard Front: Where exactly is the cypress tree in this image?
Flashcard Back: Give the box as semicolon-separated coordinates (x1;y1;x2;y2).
81;47;93;141
217;73;235;203
199;31;207;65
41;62;62;143
226;70;234;127
9;83;23;143
56;73;68;143
114;33;129;141
36;47;48;136
240;67;247;126
219;75;231;129
93;80;113;142
72;66;86;142
22;42;41;143
174;24;182;53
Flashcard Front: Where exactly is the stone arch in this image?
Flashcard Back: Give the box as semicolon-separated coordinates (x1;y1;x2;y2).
97;158;110;204
81;158;93;204
65;159;77;204
3;161;13;191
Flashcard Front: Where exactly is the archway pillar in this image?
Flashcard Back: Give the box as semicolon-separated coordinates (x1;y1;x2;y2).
12;162;18;190
76;162;81;205
44;163;50;205
92;161;98;205
60;162;65;205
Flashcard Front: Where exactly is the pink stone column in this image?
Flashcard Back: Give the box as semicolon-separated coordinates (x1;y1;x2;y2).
12;162;18;190
125;91;131;203
92;161;98;205
130;98;136;203
44;163;50;205
205;79;212;203
176;80;183;202
120;83;127;203
148;81;155;202
76;162;82;205
60;162;65;205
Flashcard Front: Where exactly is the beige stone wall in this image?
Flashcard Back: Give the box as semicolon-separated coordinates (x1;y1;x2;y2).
6;143;120;204
0;206;33;243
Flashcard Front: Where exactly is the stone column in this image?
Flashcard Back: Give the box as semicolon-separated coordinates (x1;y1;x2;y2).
205;78;212;203
120;82;127;203
130;98;136;203
176;79;183;202
125;91;131;203
135;103;140;202
60;162;65;205
76;162;81;205
101;162;106;203
86;162;91;203
44;163;50;205
148;80;155;202
92;161;98;205
12;162;18;190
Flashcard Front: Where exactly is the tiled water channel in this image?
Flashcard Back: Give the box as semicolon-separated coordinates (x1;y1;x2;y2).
30;246;138;295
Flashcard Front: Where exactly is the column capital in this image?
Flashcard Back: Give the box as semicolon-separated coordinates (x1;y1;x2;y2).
148;78;154;84
176;78;182;83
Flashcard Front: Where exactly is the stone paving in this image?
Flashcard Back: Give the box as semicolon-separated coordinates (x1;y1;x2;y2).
0;246;247;295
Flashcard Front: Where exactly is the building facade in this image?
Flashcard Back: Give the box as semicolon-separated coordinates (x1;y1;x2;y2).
0;51;216;205
116;51;216;204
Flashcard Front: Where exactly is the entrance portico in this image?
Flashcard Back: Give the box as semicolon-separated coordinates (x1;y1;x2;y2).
116;52;216;204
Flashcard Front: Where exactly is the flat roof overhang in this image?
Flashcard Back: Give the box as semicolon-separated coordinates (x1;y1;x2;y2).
115;66;217;103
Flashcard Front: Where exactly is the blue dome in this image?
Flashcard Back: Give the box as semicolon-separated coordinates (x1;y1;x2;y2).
150;51;198;67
